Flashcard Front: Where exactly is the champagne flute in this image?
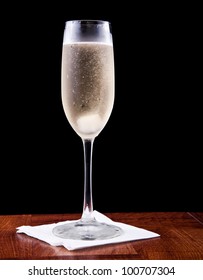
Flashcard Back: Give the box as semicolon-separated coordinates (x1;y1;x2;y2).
52;20;123;240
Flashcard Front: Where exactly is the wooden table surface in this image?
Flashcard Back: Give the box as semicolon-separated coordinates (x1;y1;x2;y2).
0;212;202;260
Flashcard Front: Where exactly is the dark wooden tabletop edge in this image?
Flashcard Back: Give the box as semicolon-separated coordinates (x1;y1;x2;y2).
187;212;203;224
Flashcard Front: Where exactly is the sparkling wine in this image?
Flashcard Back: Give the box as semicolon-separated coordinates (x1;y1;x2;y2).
53;20;123;241
61;42;114;139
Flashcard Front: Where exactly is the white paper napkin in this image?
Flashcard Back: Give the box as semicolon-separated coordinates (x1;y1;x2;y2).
16;211;160;250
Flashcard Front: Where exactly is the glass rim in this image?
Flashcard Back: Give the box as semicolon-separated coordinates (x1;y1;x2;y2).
65;19;111;25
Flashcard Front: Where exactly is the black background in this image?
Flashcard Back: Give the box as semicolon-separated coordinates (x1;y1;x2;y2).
1;3;202;214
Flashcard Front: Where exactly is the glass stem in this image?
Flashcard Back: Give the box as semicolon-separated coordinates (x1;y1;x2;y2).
81;138;95;222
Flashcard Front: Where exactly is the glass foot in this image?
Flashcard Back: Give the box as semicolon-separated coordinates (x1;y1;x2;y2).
52;219;123;240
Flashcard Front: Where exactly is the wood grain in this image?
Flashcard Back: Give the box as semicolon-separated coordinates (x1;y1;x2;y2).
0;212;203;259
